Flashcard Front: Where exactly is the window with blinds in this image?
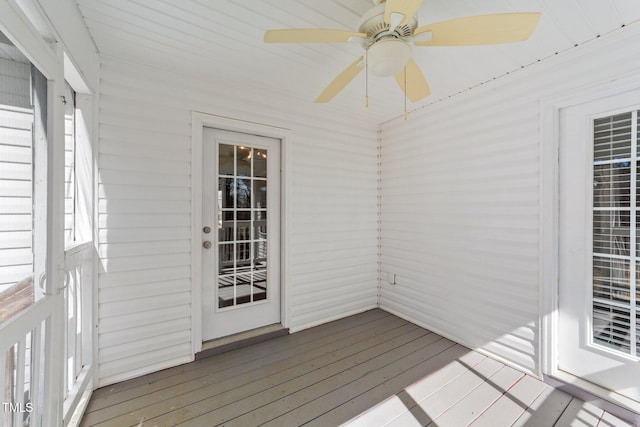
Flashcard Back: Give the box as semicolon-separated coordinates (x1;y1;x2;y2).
592;110;640;356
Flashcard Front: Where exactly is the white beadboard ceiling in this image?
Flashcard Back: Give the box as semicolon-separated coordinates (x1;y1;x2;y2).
74;0;640;123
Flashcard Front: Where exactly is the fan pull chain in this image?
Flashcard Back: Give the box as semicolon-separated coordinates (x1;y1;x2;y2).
403;66;407;121
365;48;369;108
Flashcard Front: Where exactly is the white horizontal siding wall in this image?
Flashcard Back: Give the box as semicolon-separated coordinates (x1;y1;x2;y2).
379;23;640;375
0;53;32;292
0;54;30;108
97;58;378;386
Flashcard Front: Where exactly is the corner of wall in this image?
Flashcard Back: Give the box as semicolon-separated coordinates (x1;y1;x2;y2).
376;127;383;307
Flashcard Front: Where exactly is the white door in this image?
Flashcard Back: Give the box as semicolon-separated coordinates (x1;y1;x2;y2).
558;88;640;406
201;128;281;340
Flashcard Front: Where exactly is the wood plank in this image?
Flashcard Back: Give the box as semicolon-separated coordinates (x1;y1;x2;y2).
79;310;640;427
427;366;524;426
83;313;411;425
554;398;604;426
470;374;548;426
382;356;505;427
343;395;417;427
101;319;414;425
597;410;636;427
310;344;475;427
84;310;391;412
91;308;389;397
0;276;33;323
512;387;574;427
258;338;458;427
343;349;487;427
168;326;433;427
93;309;393;404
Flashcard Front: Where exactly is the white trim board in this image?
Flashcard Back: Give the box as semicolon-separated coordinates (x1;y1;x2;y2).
0;0;57;79
190;112;292;355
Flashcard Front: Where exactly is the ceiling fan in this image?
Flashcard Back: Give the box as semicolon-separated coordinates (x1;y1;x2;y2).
264;0;540;105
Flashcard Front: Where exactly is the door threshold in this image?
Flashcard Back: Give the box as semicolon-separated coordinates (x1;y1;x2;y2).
545;373;640;424
196;324;288;360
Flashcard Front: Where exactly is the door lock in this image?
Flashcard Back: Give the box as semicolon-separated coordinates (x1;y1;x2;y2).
203;241;212;249
203;226;211;234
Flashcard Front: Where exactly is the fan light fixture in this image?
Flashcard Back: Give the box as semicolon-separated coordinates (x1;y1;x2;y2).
367;38;411;77
264;0;541;106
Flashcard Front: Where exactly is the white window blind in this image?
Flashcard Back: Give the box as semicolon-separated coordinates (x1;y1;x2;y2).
592;110;639;356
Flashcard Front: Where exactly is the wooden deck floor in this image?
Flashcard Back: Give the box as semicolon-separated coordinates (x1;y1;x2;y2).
80;309;638;427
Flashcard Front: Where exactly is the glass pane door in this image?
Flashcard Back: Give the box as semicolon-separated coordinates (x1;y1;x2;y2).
558;92;640;409
217;144;269;309
592;111;639;356
201;127;280;341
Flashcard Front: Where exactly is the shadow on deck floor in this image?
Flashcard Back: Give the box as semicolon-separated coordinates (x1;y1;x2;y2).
80;309;639;427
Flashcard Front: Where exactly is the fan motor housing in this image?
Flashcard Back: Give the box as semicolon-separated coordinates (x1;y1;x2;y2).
358;3;418;43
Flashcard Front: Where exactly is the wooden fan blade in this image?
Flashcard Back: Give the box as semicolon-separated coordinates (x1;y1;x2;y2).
394;58;430;103
384;0;424;27
264;29;367;43
315;57;364;103
414;12;541;46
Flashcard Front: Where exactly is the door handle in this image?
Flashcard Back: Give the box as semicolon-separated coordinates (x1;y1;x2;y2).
203;241;212;249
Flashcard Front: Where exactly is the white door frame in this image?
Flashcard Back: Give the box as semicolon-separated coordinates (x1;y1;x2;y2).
540;74;640;412
190;113;291;354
